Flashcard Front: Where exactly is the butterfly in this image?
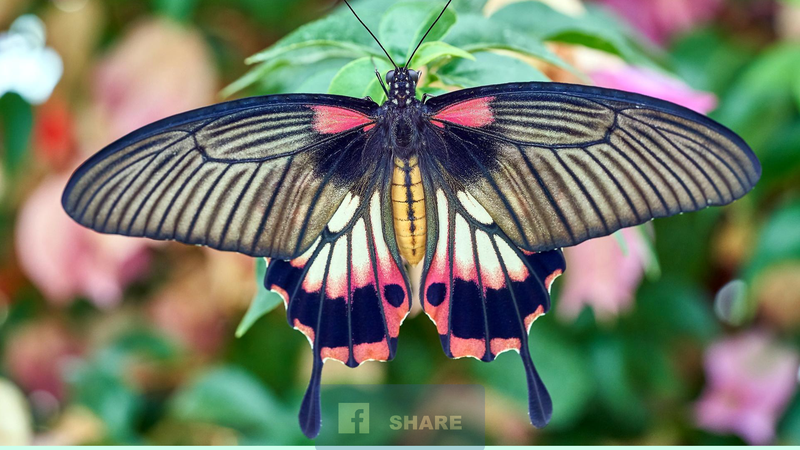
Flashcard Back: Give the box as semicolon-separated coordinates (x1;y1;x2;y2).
62;0;760;439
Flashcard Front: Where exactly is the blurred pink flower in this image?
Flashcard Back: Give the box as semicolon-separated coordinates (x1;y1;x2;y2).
558;227;653;321
15;175;150;308
591;65;717;114
4;320;82;400
695;332;799;444
91;18;217;142
595;0;723;45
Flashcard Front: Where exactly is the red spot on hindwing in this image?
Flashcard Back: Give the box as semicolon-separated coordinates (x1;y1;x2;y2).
432;97;495;128
311;105;373;134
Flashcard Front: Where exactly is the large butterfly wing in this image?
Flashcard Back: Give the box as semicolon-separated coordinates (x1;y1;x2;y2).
417;165;565;428
263;159;411;438
423;82;761;252
417;81;759;428
62;94;380;259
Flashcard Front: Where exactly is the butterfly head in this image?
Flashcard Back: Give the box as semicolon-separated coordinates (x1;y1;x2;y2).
386;69;419;105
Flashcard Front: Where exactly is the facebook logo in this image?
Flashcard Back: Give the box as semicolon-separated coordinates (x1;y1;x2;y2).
338;403;370;434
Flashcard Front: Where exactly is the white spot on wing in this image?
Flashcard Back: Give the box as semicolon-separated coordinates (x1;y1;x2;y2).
435;190;449;255
453;214;475;280
457;191;493;224
351;219;372;287
475;231;504;290
494;237;528;282
328;193;360;233
369;191;393;278
326;237;348;299
303;243;330;292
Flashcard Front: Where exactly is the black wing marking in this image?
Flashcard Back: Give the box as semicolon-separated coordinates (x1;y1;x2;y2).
62;94;379;259
264;163;411;438
417;163;565;428
424;82;761;252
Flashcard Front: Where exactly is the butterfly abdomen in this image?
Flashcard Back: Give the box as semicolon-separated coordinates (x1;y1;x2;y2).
391;156;426;265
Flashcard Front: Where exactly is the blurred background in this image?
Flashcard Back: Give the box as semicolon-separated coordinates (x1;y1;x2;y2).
0;0;799;445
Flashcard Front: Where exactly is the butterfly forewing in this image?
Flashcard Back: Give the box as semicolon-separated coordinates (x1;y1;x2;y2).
62;94;379;259
424;82;761;253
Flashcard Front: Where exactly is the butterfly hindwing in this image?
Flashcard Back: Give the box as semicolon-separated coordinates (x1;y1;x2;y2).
418;169;565;428
62;94;379;259
264;170;411;437
425;82;761;253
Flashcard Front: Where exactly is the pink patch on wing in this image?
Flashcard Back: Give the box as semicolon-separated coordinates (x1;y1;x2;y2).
321;346;349;362
311;106;373;134
450;336;486;358
524;305;546;331
270;284;290;306
545;269;563;292
424;191;452;335
354;341;390;363
293;319;315;342
490;337;521;356
432;97;495;128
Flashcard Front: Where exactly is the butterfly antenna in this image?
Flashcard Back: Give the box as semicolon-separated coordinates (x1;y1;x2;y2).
405;0;452;69
344;0;398;69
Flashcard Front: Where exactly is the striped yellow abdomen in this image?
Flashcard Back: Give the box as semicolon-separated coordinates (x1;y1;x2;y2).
391;156;426;265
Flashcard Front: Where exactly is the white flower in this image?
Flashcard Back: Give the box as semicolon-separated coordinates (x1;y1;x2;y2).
0;15;63;105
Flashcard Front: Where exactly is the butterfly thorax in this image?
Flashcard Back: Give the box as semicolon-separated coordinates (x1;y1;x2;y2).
386;68;418;107
383;69;426;264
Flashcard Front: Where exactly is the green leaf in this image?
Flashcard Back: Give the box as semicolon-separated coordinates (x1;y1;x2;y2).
169;366;301;444
634;276;720;342
451;0;488;13
254;58;353;96
757;119;800;189
224;46;364;97
669;28;756;95
408;41;474;68
416;85;449;98
0;93;33;172
236;258;283;338
66;348;141;443
246;40;376;66
445;13;578;76
780;395;800;445
712;44;800;150
491;2;658;66
793;65;800;111
246;3;387;65
328;56;394;103
745;201;800;280
379;1;457;64
436;51;547;88
151;0;199;22
589;337;648;430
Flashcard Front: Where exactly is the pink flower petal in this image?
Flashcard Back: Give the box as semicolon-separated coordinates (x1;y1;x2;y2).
591;66;717;114
694;332;799;444
15;175;151;308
